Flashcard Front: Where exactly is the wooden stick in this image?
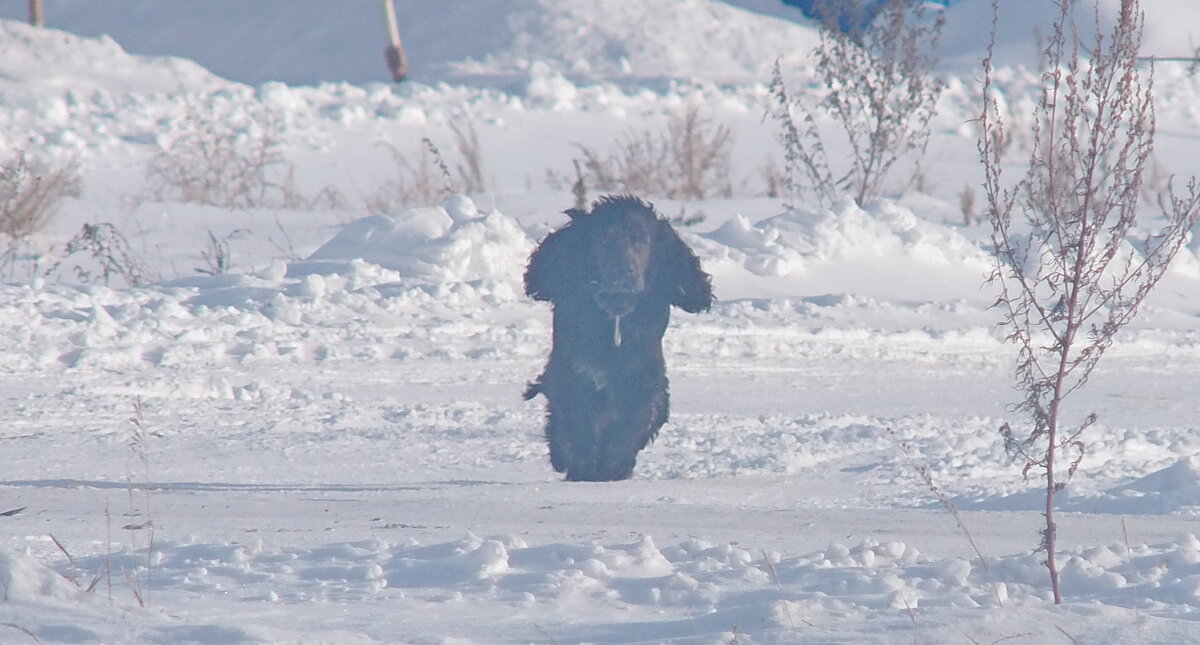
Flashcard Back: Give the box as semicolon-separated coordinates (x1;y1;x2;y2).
28;0;44;27
379;0;408;82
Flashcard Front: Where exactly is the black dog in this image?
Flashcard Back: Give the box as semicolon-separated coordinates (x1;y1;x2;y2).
524;195;714;481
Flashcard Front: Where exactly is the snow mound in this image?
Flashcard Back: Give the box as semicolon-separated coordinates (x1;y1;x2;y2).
704;198;992;278
962;455;1200;515
0;548;80;601
698;198;995;302
0;19;224;101
445;0;818;84
1124;456;1200;494
300;195;532;287
1080;456;1200;514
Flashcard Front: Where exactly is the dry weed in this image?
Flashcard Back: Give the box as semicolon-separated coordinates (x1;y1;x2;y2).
553;104;733;200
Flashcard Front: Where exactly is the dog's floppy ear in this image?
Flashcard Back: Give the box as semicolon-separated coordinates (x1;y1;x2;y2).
650;220;714;313
524;223;584;302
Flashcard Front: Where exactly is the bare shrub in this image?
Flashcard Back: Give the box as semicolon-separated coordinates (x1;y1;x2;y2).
980;0;1200;604
364;139;450;213
573;130;665;196
959;184;977;226
269;217;302;262
303;183;352;211
450;120;485;194
274;166;353;212
555;104;733;200
765;61;837;209
759;158;784;199
196;229;250;276
0;150;81;276
145;97;292;208
0;150;80;239
768;0;945;207
45;222;152;287
665;105;734;199
908;165;933;195
814;0;945;203
364;121;486;213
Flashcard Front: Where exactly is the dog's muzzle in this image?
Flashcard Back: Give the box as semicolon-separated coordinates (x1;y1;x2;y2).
593;289;640;347
593;289;639;317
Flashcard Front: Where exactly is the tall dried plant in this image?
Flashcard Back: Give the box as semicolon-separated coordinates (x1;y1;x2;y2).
124;397;155;607
813;0;945;204
979;0;1200;604
45;222;151;287
664;104;734;200
0;149;80;276
766;60;837;210
364;119;487;213
561;104;732;200
145;97;291;209
450;120;486;194
0;150;79;239
768;0;944;208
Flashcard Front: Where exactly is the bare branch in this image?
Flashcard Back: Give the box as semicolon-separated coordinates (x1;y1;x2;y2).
979;0;1200;604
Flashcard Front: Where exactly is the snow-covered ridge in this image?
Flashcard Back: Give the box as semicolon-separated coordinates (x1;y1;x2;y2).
4;0;1197;86
0;20;224;100
443;0;819;84
0;0;820;87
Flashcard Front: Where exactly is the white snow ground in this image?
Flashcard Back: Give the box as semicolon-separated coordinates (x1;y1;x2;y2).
2;2;1200;644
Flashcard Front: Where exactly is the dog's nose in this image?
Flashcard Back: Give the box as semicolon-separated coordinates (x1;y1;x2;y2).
594;289;639;317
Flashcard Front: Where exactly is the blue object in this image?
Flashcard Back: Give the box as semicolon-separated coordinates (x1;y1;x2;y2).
781;0;952;34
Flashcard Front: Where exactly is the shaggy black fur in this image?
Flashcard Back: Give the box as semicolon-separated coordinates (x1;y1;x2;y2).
523;195;714;481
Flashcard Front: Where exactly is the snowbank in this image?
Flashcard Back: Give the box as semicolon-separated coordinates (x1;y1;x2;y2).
0;548;80;602
0;0;818;86
301;195;532;287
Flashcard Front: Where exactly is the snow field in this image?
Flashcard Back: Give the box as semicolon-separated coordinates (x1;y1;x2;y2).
10;526;1200;643
3;1;1200;642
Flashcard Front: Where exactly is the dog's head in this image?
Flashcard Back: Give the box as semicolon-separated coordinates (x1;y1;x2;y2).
525;195;714;319
582;200;657;318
